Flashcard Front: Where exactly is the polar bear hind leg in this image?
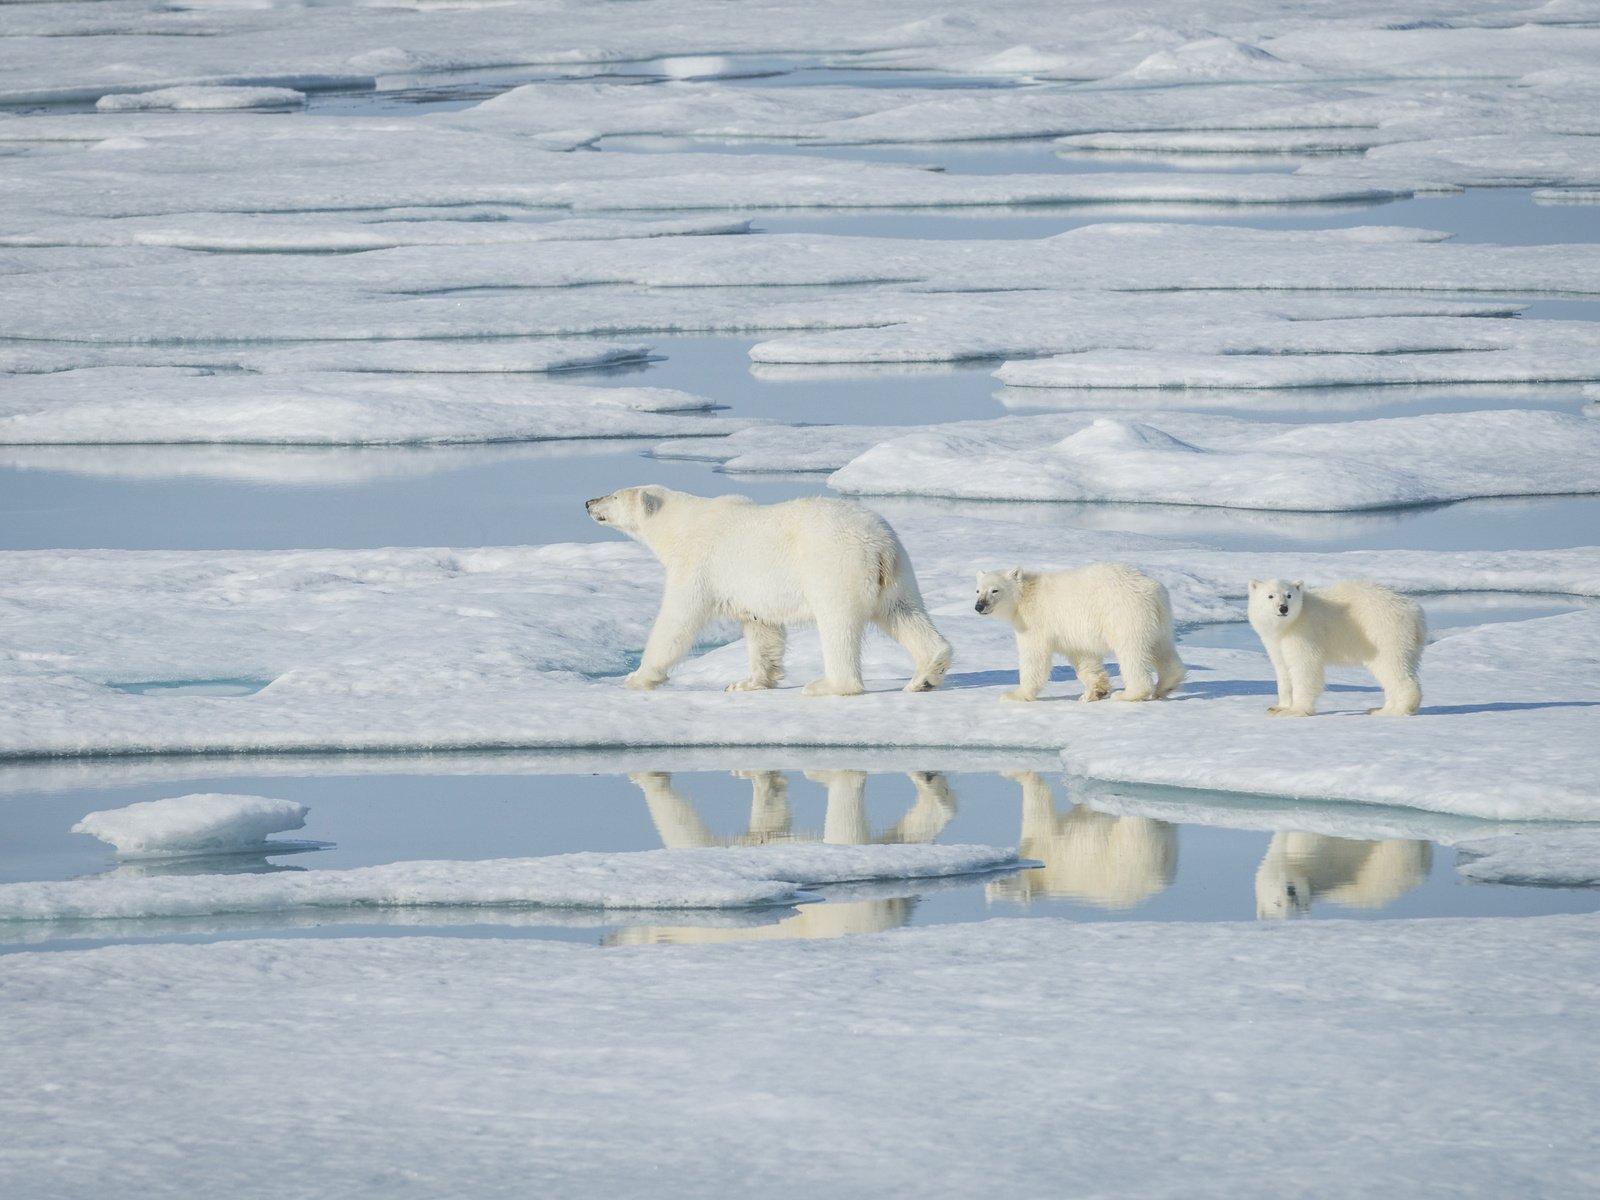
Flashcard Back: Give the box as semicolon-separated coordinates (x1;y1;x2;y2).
1154;640;1186;698
1367;651;1422;715
1111;640;1157;701
879;605;952;692
727;620;786;692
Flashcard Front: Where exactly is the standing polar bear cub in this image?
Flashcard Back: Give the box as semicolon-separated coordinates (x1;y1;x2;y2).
1248;578;1425;717
974;563;1185;702
587;486;951;696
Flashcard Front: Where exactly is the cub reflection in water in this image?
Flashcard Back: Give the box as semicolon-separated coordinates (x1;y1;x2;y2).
986;771;1177;910
610;769;958;946
1255;832;1433;919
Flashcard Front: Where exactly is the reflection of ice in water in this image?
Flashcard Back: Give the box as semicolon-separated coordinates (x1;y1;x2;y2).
1255;832;1433;920
616;768;957;943
985;771;1176;909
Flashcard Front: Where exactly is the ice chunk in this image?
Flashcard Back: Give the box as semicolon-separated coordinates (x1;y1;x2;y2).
0;843;1021;921
1455;829;1600;888
827;411;1600;511
96;86;306;112
72;793;310;857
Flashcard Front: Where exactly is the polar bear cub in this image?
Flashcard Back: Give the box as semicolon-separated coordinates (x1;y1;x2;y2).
1247;578;1424;717
587;486;951;696
974;563;1185;702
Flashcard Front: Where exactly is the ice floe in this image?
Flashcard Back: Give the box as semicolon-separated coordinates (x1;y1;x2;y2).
72;793;312;857
825;410;1600;510
0;843;1021;922
96;86;306;113
2;524;1598;821
3;914;1597;1197
1455;828;1600;887
0;370;742;445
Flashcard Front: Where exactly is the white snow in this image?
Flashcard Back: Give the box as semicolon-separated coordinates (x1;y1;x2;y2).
1455;828;1600;887
71;793;311;857
96;86;306;112
0;370;742;445
1;916;1596;1197
0;842;1020;922
826;410;1600;510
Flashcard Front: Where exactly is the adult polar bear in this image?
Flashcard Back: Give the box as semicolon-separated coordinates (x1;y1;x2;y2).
1248;578;1424;716
587;486;952;696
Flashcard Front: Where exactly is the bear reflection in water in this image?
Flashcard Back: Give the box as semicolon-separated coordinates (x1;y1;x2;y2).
1255;832;1433;919
608;769;957;945
985;770;1178;910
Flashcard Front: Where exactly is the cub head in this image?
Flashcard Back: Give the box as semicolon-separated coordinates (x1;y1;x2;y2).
1249;578;1303;624
974;567;1025;618
585;486;669;538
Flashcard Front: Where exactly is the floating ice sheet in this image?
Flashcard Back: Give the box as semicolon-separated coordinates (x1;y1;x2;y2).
96;86;306;113
0;843;1021;921
2;915;1597;1197
1455;829;1600;888
1;526;1598;821
72;793;311;857
826;410;1600;510
0;369;741;445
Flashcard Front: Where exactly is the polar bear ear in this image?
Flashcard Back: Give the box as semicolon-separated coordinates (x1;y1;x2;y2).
1007;566;1023;582
1291;580;1303;591
638;487;665;517
1249;579;1261;592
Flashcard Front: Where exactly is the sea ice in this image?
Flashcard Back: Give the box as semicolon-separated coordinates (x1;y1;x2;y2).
1454;828;1600;888
95;86;306;112
72;793;311;857
826;410;1600;510
0;843;1021;922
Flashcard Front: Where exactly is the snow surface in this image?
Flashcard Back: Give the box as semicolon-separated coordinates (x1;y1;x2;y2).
1455;828;1600;887
71;793;310;857
825;410;1600;510
95;86;306;113
0;842;1021;922
2;916;1596;1198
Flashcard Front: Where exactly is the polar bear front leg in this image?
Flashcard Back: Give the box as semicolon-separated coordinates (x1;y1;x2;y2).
1274;643;1321;717
727;620;786;692
628;591;709;690
1263;644;1294;714
803;609;866;696
1002;637;1053;702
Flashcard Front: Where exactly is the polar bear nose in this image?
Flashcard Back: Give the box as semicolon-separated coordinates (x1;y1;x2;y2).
974;600;987;613
1277;604;1289;615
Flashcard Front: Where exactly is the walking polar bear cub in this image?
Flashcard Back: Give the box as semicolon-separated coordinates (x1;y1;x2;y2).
974;563;1185;702
1248;578;1424;716
587;486;951;696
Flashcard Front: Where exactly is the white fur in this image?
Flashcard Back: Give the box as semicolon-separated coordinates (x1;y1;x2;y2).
973;562;1185;702
1255;832;1433;919
587;486;951;696
1247;578;1425;717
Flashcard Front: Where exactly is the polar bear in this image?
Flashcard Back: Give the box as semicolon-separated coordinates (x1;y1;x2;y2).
973;562;1185;702
1247;578;1424;717
587;486;951;696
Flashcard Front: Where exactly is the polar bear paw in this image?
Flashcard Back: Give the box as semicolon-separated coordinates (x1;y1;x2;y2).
1269;706;1311;718
624;670;664;690
726;677;777;692
802;677;864;697
1000;689;1035;702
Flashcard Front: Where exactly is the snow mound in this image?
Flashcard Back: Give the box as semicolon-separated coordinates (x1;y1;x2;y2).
0;843;1021;922
96;86;305;112
72;793;310;857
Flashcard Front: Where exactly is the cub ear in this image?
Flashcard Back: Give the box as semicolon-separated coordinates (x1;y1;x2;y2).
1249;579;1261;592
1007;566;1023;581
638;487;665;517
974;570;986;584
1291;580;1303;591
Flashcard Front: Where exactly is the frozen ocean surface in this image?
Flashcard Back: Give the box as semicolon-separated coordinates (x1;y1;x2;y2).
3;2;1600;1195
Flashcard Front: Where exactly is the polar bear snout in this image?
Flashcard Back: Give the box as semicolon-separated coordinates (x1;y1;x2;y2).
974;598;991;614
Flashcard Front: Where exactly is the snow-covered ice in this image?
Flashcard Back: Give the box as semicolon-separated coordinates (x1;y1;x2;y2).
1455;828;1600;887
825;410;1600;510
0;842;1021;923
2;915;1596;1198
71;793;311;857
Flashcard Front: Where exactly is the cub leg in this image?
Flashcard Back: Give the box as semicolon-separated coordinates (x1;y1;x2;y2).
727;620;786;692
1154;640;1187;698
1003;636;1054;702
1263;643;1294;714
1275;642;1322;717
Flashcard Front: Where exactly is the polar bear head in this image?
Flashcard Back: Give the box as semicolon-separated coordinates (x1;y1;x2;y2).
1248;578;1304;625
586;486;670;539
974;567;1025;618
